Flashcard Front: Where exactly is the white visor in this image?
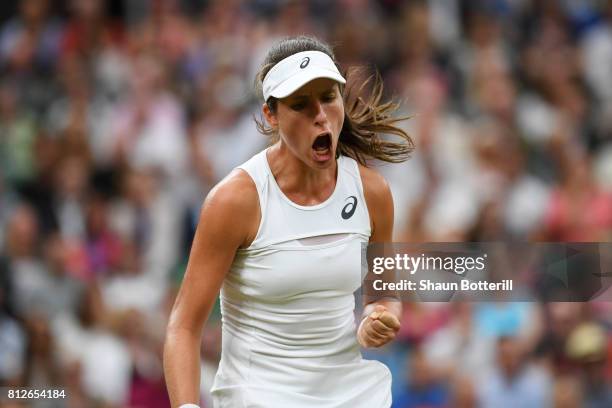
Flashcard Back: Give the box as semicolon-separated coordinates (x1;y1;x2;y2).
262;50;346;101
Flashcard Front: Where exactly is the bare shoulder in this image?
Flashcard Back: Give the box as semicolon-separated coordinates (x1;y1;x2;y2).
357;164;394;241
204;169;258;211
201;168;260;248
357;164;392;206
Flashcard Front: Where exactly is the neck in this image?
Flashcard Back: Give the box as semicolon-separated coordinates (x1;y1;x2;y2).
267;142;337;206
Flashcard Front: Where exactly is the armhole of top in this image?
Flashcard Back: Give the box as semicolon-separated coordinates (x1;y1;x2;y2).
236;156;268;250
348;157;373;237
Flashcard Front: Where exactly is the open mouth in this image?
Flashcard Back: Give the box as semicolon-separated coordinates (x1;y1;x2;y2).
312;132;332;162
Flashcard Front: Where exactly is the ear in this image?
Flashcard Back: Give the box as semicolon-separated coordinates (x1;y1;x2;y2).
262;102;278;128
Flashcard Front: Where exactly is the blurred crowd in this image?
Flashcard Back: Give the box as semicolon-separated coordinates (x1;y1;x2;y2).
0;0;611;407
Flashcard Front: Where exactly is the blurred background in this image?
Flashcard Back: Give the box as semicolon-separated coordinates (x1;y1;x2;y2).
0;0;611;407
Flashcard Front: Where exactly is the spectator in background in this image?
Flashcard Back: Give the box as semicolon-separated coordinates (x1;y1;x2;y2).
4;204;49;319
478;336;552;408
119;308;170;408
468;119;550;240
0;169;19;250
565;322;612;408
53;284;131;407
536;302;587;375
109;167;181;281
0;0;62;72
66;192;123;280
60;0;124;63
191;64;266;183
424;302;495;378
0;0;63;113
553;375;584;408
52;154;90;242
581;0;612;125
40;234;84;318
45;55;114;168
448;376;477;408
393;348;449;408
23;315;62;390
100;240;166;321
0;258;26;387
109;53;188;182
0;81;38;189
542;144;612;241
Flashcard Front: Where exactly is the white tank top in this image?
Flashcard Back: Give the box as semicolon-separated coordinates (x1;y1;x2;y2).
211;149;392;408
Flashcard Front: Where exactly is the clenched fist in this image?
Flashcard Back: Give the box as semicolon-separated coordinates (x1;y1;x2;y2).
357;304;401;348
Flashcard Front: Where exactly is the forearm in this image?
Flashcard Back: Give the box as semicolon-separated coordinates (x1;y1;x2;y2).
163;326;203;407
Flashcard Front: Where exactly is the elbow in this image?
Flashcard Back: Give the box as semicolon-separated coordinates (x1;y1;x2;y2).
164;311;205;349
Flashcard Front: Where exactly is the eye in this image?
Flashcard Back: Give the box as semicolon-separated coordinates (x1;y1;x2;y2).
322;93;336;103
290;101;306;111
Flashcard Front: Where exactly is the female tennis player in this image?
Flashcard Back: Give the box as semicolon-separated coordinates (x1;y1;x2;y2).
163;36;413;408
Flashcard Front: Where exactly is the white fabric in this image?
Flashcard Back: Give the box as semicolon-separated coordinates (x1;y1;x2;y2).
51;315;131;405
262;51;346;101
101;272;166;317
0;314;26;379
196;109;267;181
80;332;131;405
211;149;392;407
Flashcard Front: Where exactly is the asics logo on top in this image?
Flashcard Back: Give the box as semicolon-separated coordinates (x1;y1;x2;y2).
300;57;310;69
341;196;358;220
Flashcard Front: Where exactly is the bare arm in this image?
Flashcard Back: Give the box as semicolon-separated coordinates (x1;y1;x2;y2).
357;166;402;348
163;170;260;407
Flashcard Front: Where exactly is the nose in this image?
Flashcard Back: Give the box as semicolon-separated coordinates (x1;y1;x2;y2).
311;99;327;125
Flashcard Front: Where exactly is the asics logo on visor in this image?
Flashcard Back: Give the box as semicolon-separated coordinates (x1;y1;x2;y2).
300;57;310;69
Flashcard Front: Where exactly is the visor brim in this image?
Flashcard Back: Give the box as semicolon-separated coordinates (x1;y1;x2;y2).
267;68;346;100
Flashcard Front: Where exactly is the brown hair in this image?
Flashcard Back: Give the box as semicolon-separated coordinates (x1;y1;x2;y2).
254;36;413;165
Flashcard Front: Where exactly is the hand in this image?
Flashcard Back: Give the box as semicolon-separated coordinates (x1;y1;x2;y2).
357;305;401;348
